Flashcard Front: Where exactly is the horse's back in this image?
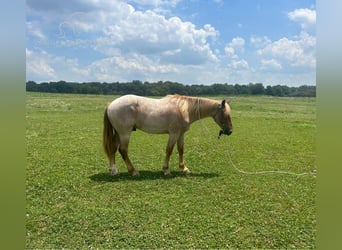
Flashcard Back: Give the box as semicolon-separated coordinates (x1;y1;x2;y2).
107;95;186;134
108;95;161;114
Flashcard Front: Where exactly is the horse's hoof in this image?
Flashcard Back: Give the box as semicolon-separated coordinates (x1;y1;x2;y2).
131;170;140;177
164;171;172;177
109;168;119;176
182;167;191;175
183;170;191;175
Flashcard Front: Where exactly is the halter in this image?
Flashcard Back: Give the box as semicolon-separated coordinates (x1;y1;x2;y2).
196;97;228;139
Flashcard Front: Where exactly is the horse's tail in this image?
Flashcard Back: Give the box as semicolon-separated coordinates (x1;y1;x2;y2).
103;104;116;158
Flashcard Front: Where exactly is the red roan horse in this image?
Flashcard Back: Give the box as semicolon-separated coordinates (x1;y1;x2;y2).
103;94;233;176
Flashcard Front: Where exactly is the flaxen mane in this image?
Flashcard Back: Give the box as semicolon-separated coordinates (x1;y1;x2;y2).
165;94;199;116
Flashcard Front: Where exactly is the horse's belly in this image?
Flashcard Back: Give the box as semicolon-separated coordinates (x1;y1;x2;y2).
138;121;169;134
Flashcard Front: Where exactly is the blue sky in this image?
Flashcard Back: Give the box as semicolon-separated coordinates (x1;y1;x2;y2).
26;0;316;86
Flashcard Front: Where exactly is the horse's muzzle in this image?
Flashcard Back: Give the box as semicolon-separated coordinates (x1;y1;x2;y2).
218;128;232;139
223;125;232;135
226;129;233;135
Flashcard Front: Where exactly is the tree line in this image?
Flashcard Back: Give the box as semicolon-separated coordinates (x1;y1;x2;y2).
26;80;316;97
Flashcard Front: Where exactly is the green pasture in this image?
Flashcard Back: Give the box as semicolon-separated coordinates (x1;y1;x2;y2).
26;92;316;248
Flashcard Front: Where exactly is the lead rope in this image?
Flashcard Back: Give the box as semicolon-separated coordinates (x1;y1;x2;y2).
225;142;316;177
196;98;316;177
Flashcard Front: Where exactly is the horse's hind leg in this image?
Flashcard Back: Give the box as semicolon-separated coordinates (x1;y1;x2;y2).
109;132;120;175
119;134;140;176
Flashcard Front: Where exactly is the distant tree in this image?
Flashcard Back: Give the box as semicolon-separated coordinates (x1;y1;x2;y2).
292;85;316;97
234;84;249;95
265;85;273;96
25;81;315;97
269;85;291;97
249;83;265;95
26;81;38;92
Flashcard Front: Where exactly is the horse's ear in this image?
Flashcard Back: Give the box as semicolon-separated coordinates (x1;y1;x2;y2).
221;100;226;109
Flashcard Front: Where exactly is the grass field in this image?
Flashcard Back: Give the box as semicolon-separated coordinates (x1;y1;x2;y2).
26;92;316;249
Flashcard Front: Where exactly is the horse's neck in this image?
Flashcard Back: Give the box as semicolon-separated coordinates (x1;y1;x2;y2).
190;97;218;122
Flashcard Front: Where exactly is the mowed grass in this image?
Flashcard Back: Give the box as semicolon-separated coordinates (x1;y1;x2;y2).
26;92;316;249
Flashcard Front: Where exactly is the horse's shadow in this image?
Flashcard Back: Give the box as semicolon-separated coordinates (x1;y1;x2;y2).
89;170;219;182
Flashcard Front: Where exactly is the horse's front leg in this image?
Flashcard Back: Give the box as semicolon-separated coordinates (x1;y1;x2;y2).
163;134;178;176
177;133;190;174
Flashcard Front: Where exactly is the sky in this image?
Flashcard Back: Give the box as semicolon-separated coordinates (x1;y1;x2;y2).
26;0;316;86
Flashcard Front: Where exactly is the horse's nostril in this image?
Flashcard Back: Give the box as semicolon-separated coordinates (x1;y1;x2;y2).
226;129;232;135
223;127;232;135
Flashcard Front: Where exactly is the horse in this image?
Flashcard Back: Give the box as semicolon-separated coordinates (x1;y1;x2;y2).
103;94;233;176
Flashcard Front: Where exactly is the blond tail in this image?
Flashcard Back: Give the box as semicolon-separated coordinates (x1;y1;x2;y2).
103;105;115;159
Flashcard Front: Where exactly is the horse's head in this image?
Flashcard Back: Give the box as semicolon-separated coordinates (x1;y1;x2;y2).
214;100;233;139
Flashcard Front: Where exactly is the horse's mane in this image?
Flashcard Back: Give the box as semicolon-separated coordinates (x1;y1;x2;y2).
165;94;198;111
166;94;198;113
166;94;196;103
166;94;216;105
165;94;217;117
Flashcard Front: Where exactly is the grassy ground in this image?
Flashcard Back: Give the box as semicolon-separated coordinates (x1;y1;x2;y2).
26;92;316;249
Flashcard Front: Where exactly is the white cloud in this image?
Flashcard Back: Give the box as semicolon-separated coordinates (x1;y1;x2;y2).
26;47;215;83
26;0;220;83
100;12;218;64
224;36;245;58
26;49;89;82
26;1;316;85
261;59;282;70
26;49;55;80
95;54;177;74
252;8;316;78
229;37;245;52
228;59;249;70
37;1;218;65
225;47;236;58
257;32;315;69
26;21;46;40
250;35;271;48
288;8;316;30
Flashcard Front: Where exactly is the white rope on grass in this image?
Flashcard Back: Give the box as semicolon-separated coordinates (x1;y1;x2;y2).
195;97;317;177
225;144;317;177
